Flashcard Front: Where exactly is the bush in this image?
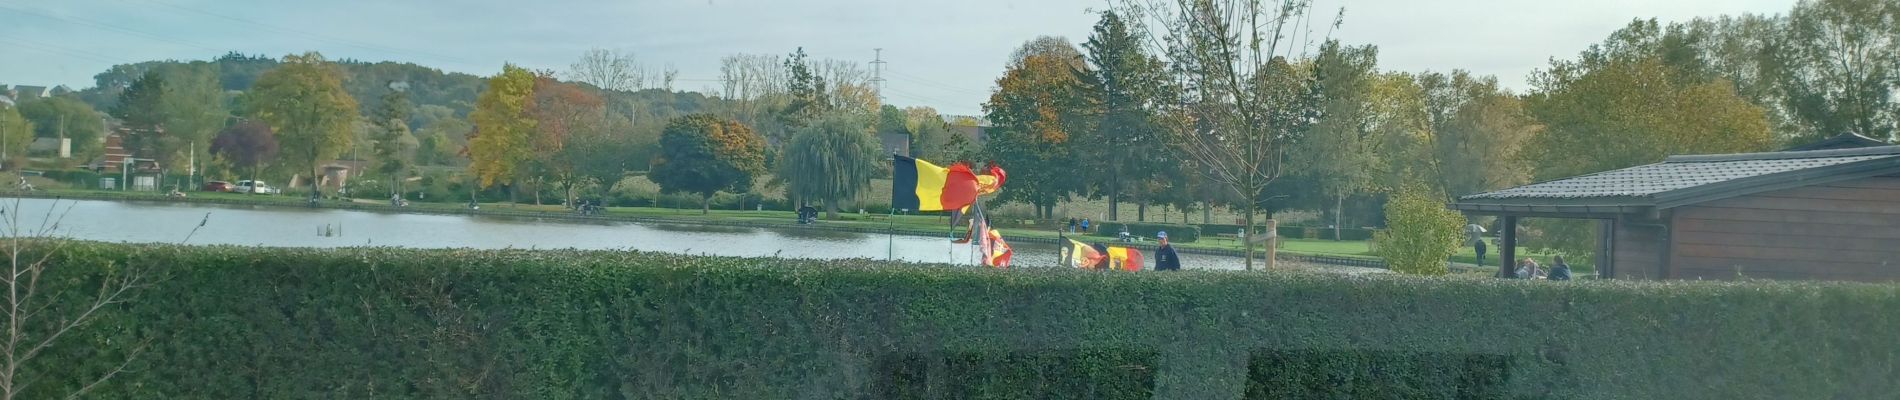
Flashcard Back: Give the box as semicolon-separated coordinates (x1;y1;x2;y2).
1091;222;1199;242
19;243;1900;399
1375;185;1465;275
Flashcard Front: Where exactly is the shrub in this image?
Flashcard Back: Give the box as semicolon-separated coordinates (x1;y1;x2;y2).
1375;184;1465;275
19;243;1900;399
1091;222;1199;242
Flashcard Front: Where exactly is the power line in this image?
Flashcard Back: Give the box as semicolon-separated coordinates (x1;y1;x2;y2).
128;0;480;66
0;36;134;65
0;2;227;54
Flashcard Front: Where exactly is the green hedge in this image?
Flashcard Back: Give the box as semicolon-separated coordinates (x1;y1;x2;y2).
19;243;1900;399
1092;222;1199;242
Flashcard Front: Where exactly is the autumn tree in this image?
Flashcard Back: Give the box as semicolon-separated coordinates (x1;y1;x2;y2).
983;36;1091;219
780;112;881;219
650;114;766;214
466;64;537;196
244;52;359;197
209;120;279;182
528;75;606;207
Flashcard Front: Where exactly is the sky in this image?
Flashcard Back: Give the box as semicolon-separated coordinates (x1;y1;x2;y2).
1;0;1797;116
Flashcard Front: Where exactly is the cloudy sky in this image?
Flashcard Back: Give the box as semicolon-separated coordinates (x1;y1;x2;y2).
2;0;1794;115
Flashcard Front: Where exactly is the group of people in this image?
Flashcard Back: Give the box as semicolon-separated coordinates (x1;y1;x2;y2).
1466;221;1573;281
1065;217;1092;234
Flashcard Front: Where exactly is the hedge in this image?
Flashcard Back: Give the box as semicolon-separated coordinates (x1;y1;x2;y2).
18;243;1900;399
1092;222;1199;242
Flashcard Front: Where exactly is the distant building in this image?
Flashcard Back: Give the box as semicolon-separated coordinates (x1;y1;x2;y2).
1784;132;1890;152
7;85;47;100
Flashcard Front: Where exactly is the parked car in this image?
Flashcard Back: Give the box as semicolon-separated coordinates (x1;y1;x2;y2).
234;180;279;194
202;181;233;192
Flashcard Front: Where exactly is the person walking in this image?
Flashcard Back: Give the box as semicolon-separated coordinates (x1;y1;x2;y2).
1068;217;1078;234
1465;221;1488;266
1547;255;1573;281
1154;231;1181;271
1081;218;1091;233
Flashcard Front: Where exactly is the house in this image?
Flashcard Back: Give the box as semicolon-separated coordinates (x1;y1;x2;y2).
1451;145;1900;282
7;85;47;101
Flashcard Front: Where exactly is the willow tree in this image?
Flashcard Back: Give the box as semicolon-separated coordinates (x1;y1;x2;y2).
1116;0;1327;270
778;112;881;219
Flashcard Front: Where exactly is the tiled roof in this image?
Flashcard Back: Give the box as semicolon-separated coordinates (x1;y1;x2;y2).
1460;146;1900;201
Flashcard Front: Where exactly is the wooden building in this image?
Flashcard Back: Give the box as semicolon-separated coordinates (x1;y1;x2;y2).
1451;145;1900;282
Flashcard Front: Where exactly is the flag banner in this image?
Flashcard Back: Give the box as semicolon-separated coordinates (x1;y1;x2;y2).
1060;238;1104;269
984;228;1013;268
892;155;979;212
1107;247;1144;271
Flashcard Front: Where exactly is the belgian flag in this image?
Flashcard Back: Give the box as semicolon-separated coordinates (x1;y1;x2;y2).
892;155;980;212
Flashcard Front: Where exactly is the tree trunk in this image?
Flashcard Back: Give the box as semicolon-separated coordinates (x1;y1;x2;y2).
1137;203;1147;222
824;197;839;220
533;178;543;206
1334;194;1344;241
1244;203;1256;271
701;194;711;215
1108;193;1119;222
1203;202;1211;224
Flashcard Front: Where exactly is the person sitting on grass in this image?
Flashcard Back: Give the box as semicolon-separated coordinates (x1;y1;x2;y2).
1515;258;1543;279
1547;255;1573;281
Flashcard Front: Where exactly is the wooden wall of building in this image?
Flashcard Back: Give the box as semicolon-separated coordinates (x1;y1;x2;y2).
1611;220;1666;280
1669;175;1900;282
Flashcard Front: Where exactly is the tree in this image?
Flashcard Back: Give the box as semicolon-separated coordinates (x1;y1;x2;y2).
983;37;1091;219
1116;0;1326;270
1526;56;1773;257
209;120;279;182
466;64;537;191
649;114;766;214
780;112;881;219
110;70;167;162
779;48;830;133
1376;183;1465;275
1766;0;1900;143
1419;71;1539;200
16;97;105;158
244;52;360;197
528;75;606;207
371;88;417;196
158;62;228;173
566;48;647;93
0;106;32;167
1295;41;1385;239
1079;10;1171;221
